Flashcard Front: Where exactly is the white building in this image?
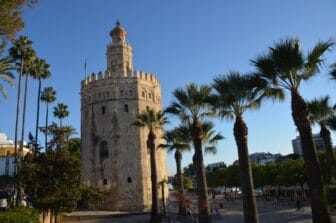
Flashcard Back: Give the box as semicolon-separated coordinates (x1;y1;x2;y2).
292;134;326;156
0;133;30;176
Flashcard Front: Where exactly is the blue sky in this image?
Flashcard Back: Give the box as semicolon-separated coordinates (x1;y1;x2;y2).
1;0;335;175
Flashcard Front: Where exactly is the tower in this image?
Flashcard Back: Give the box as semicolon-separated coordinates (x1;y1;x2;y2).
80;21;168;211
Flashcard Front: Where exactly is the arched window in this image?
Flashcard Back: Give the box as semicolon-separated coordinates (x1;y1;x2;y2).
120;90;124;97
102;106;106;114
142;91;145;98
124;104;129;112
100;141;108;159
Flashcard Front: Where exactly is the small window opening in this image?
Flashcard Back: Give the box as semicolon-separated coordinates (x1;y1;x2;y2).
124;104;129;112
102;106;106;114
127;177;132;183
103;178;108;185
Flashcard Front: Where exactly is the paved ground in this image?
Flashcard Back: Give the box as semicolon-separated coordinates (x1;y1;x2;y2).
62;194;336;222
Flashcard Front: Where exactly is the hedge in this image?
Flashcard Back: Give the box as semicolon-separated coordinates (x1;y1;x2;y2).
0;207;39;223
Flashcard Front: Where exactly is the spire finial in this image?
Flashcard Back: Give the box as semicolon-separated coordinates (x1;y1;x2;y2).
116;20;121;27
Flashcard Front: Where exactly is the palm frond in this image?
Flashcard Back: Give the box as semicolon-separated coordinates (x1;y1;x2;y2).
304;39;335;79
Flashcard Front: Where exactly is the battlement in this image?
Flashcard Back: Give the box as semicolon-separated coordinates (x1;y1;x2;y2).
81;69;160;88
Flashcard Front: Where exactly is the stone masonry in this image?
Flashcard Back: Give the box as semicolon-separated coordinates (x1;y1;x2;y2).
80;21;168;211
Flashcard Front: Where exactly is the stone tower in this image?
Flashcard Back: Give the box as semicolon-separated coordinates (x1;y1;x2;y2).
80;21;168;211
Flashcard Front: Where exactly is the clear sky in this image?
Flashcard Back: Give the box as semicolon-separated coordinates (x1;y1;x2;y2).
1;0;335;175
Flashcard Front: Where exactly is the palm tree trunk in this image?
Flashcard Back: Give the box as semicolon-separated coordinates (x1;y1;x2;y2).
191;119;211;223
45;103;49;151
291;90;331;223
14;57;24;206
233;115;259;223
17;72;29;205
35;78;42;155
147;131;160;223
175;149;186;215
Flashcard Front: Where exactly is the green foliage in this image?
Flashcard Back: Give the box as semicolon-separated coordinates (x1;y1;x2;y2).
0;207;39;223
78;185;109;209
327;187;336;208
21;135;82;217
172;176;194;190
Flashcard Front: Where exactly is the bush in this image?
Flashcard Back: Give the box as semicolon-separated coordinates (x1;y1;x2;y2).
0;207;39;223
327;187;336;207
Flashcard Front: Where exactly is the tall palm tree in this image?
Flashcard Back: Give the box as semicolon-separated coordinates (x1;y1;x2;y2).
133;107;169;223
307;96;336;183
40;86;56;150
9;36;34;206
8;35;33;167
0;56;15;102
252;38;334;223
53;103;69;127
160;126;191;216
211;72;278;223
165;83;214;223
30;58;51;153
19;47;36;156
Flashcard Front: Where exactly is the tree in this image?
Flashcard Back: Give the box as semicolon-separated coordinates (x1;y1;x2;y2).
8;35;34;206
21;124;81;223
30;58;51;153
211;72;276;223
0;56;14;102
166;83;214;223
330;62;336;80
0;0;38;42
53;103;69;127
158;179;168;217
133;107;168;223
307;96;335;181
40;86;56;150
252;38;334;223
159;126;191;216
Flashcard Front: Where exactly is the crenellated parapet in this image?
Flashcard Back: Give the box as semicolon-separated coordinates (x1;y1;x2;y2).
81;69;160;89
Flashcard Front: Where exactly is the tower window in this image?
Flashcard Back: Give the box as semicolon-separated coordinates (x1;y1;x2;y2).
129;90;133;97
127;177;132;183
102;106;106;114
124;104;129;112
100;141;108;159
148;93;151;99
103;178;108;185
142;91;145;97
120;90;124;97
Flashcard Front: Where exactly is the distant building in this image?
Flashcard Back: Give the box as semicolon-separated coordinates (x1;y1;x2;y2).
292;134;326;156
249;152;281;164
206;162;226;172
0;133;30;176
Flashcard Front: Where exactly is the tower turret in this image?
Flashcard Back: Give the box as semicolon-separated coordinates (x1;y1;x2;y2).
107;21;133;77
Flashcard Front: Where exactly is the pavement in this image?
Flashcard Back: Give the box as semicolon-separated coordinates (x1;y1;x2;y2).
62;194;336;223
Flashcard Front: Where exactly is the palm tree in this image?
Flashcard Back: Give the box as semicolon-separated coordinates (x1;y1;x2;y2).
8;35;33;168
53;103;69;127
19;47;36;156
9;36;34;206
160;126;191;216
165;83;214;223
211;72;277;223
201;121;224;155
30;58;51;153
40;86;56;150
0;56;15;102
133;107;169;223
330;62;336;80
252;38;334;223
158;179;168;217
307;96;336;183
